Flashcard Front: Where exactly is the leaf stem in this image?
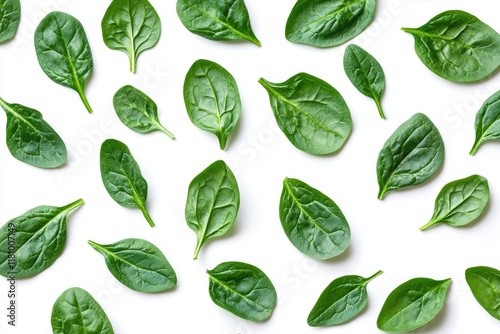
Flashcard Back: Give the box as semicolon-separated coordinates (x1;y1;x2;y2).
157;123;175;140
61;198;85;213
129;51;136;73
139;205;155;227
420;219;437;231
377;187;387;200
193;240;203;260
374;98;385;119
77;89;93;114
469;141;481;156
365;270;384;283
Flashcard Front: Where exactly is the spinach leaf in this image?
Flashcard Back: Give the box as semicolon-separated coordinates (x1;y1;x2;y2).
185;160;239;259
377;277;451;332
465;266;500;320
279;177;350;260
308;270;383;326
176;0;260;46
402;10;500;83
51;287;114;334
259;73;352;155
88;238;176;293
100;139;155;227
102;0;161;73
343;44;386;119
34;11;94;113
207;261;277;322
0;199;84;278
0;0;20;43
285;0;376;48
470;90;500;155
420;174;489;230
113;85;175;139
377;113;444;199
183;59;240;150
0;97;67;168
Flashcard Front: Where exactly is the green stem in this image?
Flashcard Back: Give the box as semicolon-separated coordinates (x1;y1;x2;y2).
129;51;136;73
193;239;203;260
469;141;481;156
157;123;175;140
374;97;385;119
61;198;85;213
377;187;387;200
77;89;93;114
365;270;384;284
420;219;438;231
139;205;155;227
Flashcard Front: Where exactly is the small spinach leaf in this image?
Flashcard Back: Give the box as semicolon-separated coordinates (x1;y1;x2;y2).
308;270;383;326
0;97;67;168
421;174;489;230
0;0;20;43
183;59;240;149
207;261;277;322
377;113;444;199
343;44;386;119
101;0;161;73
465;266;500;320
0;199;84;278
176;0;260;46
51;287;114;334
402;10;500;83
100;139;155;227
285;0;376;48
377;277;451;332
113;85;175;139
259;72;352;155
88;238;176;293
470;90;500;155
280;177;350;260
185;160;239;259
34;11;93;113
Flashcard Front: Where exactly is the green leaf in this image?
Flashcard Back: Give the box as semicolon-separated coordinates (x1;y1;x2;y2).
377;277;451;332
279;177;350;260
465;266;500;320
285;0;376;48
470;90;500;155
100;139;155;227
34;11;93;113
0;97;67;168
308;270;383;326
0;0;20;43
113;85;175;139
102;0;161;73
88;238;176;293
51;287;114;334
185;160;239;259
207;261;277;322
0;199;84;278
377;113;444;199
343;44;386;119
420;174;489;230
259;73;352;155
176;0;260;46
402;10;500;83
183;59;241;150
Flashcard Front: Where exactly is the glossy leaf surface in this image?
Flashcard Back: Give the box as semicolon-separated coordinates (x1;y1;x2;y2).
465;266;500;320
470;90;500;155
0;0;20;43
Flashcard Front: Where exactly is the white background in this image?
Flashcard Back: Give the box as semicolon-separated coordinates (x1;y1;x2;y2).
1;0;500;333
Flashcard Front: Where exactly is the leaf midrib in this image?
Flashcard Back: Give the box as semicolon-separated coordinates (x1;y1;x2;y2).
208;274;269;311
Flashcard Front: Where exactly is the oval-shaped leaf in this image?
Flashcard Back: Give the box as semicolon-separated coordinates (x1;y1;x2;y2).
402;10;500;83
259;73;352;155
176;0;260;46
100;139;155;227
377;277;451;332
185;160;239;259
470;90;500;155
0;0;21;43
420;174;489;230
183;59;241;150
113;85;174;139
285;0;376;48
102;0;161;72
51;287;114;334
308;270;383;327
280;177;351;260
343;44;386;119
465;266;500;320
207;261;277;322
377;113;444;199
88;238;176;293
0;199;84;278
34;11;93;113
0;97;67;168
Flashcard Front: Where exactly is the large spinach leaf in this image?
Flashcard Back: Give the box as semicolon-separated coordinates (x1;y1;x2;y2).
0;0;20;43
470;90;500;155
465;266;500;320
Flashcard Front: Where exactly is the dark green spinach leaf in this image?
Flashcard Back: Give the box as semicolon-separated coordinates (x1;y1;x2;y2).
34;11;94;113
465;266;500;320
470;90;500;155
259;72;352;155
377;113;444;199
207;261;277;322
0;0;20;43
0;199;84;278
